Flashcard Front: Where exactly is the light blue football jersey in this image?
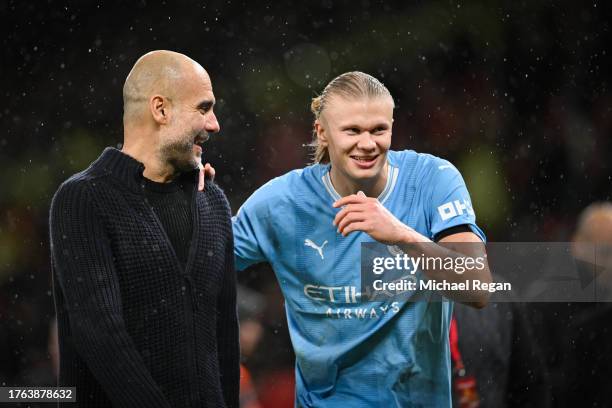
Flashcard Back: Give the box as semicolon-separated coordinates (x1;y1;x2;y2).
232;150;485;407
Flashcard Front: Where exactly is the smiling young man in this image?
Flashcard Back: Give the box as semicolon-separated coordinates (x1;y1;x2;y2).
230;72;490;407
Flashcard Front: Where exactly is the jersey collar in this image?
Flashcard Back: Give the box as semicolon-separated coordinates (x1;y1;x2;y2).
321;158;399;204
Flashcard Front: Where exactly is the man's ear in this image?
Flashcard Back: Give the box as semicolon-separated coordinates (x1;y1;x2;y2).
150;95;170;124
314;119;328;147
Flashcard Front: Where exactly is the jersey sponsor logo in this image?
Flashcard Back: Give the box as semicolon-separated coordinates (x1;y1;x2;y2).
437;199;474;221
325;302;400;319
304;284;359;303
303;284;402;319
304;239;328;260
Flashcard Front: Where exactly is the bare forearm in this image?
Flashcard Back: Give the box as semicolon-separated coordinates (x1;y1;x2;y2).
396;228;492;307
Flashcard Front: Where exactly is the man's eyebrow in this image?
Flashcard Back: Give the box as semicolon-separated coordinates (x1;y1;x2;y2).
340;121;390;129
197;99;215;110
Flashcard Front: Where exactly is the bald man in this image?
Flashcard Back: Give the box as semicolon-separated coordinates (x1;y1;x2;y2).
49;51;239;407
528;202;612;406
564;202;612;406
572;202;612;291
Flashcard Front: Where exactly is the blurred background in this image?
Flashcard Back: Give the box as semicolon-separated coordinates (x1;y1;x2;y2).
1;0;611;407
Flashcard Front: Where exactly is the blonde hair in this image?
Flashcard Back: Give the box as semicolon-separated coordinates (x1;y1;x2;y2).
309;71;394;164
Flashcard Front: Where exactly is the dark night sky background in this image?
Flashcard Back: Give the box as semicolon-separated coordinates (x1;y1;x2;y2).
1;0;611;405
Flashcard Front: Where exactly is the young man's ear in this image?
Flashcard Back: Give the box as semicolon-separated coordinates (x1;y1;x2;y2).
314;120;328;147
150;95;171;124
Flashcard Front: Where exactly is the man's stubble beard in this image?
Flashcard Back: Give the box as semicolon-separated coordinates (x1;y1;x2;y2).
160;132;199;174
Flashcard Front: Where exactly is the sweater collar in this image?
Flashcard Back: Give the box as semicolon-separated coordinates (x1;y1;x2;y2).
92;147;199;193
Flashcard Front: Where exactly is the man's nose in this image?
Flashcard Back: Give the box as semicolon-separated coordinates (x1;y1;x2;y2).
206;112;220;133
356;133;376;150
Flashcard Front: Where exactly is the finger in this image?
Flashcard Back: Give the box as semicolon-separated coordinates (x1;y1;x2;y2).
333;194;368;208
337;212;368;234
204;163;216;181
198;167;205;191
341;221;369;237
357;190;366;197
333;204;366;227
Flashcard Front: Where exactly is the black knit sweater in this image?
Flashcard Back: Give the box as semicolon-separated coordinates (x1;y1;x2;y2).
143;176;194;271
49;147;239;407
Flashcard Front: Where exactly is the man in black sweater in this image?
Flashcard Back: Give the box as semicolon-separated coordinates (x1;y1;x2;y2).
49;50;239;407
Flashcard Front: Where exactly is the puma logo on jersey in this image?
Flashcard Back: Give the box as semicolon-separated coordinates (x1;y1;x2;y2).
304;239;328;260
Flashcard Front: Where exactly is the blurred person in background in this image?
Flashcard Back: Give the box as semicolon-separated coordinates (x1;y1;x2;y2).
237;285;264;408
528;202;612;407
235;282;298;408
451;298;550;407
227;71;491;407
564;202;612;406
49;50;238;407
571;202;612;297
237;266;297;408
